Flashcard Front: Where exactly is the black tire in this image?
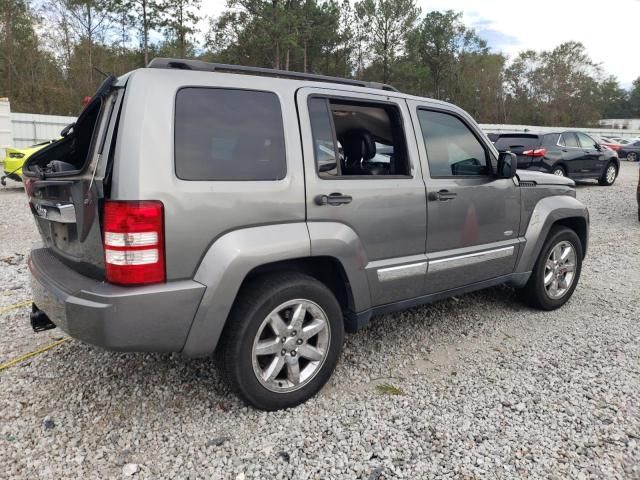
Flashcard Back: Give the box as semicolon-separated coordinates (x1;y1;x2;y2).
217;272;344;411
598;161;617;186
628;152;638;162
551;165;566;177
517;226;583;310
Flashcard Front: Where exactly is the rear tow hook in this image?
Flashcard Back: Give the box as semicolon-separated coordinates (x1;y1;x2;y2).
30;304;57;332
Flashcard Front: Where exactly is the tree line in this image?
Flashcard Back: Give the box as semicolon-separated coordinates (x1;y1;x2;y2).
2;0;640;126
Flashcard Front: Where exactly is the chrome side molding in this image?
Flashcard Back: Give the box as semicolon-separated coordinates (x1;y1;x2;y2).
375;245;516;282
428;246;514;273
377;261;427;282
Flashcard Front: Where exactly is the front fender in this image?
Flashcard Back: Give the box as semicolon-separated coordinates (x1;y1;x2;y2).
182;223;311;357
515;195;589;275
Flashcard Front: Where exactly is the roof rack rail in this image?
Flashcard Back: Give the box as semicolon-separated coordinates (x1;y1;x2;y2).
147;58;399;93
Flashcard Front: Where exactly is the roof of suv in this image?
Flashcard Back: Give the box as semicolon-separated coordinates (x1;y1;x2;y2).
141;58;473;121
148;58;400;93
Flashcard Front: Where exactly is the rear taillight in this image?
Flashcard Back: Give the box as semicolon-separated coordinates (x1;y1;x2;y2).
103;200;165;285
522;148;547;157
609;144;621;151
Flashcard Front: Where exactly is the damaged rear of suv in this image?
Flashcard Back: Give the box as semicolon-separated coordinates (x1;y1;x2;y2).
24;73;205;351
25;60;589;410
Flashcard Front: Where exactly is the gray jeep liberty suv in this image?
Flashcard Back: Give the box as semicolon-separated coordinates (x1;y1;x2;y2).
24;59;589;410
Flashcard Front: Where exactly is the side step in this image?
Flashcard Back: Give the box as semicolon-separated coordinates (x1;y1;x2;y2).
30;304;57;332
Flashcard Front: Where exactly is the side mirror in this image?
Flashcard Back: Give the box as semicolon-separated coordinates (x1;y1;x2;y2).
496;151;517;179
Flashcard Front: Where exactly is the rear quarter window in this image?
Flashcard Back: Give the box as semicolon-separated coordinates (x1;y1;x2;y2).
174;88;286;181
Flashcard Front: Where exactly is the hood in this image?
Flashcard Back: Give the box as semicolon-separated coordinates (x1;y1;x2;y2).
516;169;575;187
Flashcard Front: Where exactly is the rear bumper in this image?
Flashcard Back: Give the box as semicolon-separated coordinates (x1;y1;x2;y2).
29;248;205;352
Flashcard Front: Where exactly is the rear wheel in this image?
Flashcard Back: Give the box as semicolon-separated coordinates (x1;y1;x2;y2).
627;152;638;162
517;226;582;310
217;272;344;410
551;165;566;176
598;161;617;186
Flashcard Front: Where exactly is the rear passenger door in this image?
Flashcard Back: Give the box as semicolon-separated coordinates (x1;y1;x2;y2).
408;102;521;293
297;88;427;306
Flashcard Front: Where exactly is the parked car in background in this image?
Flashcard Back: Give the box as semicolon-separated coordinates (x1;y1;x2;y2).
23;60;589;410
494;131;619;185
1;140;56;185
594;136;622;152
618;140;640;161
609;137;634;145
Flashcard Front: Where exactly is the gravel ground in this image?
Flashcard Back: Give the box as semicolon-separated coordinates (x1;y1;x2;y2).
1;163;639;479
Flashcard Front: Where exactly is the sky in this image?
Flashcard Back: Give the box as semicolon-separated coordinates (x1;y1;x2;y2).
202;0;639;88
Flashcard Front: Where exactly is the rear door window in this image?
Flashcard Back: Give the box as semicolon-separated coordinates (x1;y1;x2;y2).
560;132;580;148
174;88;286;181
576;132;596;149
308;96;410;177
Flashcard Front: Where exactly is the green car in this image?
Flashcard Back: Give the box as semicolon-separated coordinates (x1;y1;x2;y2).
1;140;56;185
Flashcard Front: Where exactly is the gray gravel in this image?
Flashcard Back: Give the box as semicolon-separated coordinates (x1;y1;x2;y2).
1;164;639;479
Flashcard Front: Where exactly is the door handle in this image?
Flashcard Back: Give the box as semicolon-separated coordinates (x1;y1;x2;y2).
315;193;353;206
428;190;457;201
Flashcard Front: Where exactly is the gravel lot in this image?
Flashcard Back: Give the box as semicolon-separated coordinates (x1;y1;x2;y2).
1;163;639;479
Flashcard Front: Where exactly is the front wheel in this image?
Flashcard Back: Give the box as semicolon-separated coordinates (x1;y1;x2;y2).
217;272;344;410
517;227;583;310
598;161;617;186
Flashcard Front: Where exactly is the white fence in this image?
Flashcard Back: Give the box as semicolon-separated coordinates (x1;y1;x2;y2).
0;99;76;159
480;123;640;139
0;99;12;158
11;112;76;148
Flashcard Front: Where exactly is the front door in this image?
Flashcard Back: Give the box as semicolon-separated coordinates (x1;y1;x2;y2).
408;102;521;293
576;132;603;175
559;132;587;176
297;88;427;306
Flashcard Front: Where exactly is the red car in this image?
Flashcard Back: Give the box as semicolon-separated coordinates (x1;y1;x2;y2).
595;136;622;152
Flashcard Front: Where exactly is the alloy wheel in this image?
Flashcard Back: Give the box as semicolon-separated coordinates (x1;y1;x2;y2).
628;152;638;162
552;168;565;176
544;241;577;299
606;165;616;184
251;299;331;393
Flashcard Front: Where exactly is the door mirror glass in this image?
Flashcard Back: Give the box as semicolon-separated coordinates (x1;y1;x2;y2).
496;151;517;178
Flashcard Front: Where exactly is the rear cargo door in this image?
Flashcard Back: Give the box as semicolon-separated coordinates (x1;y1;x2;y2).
23;77;124;278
